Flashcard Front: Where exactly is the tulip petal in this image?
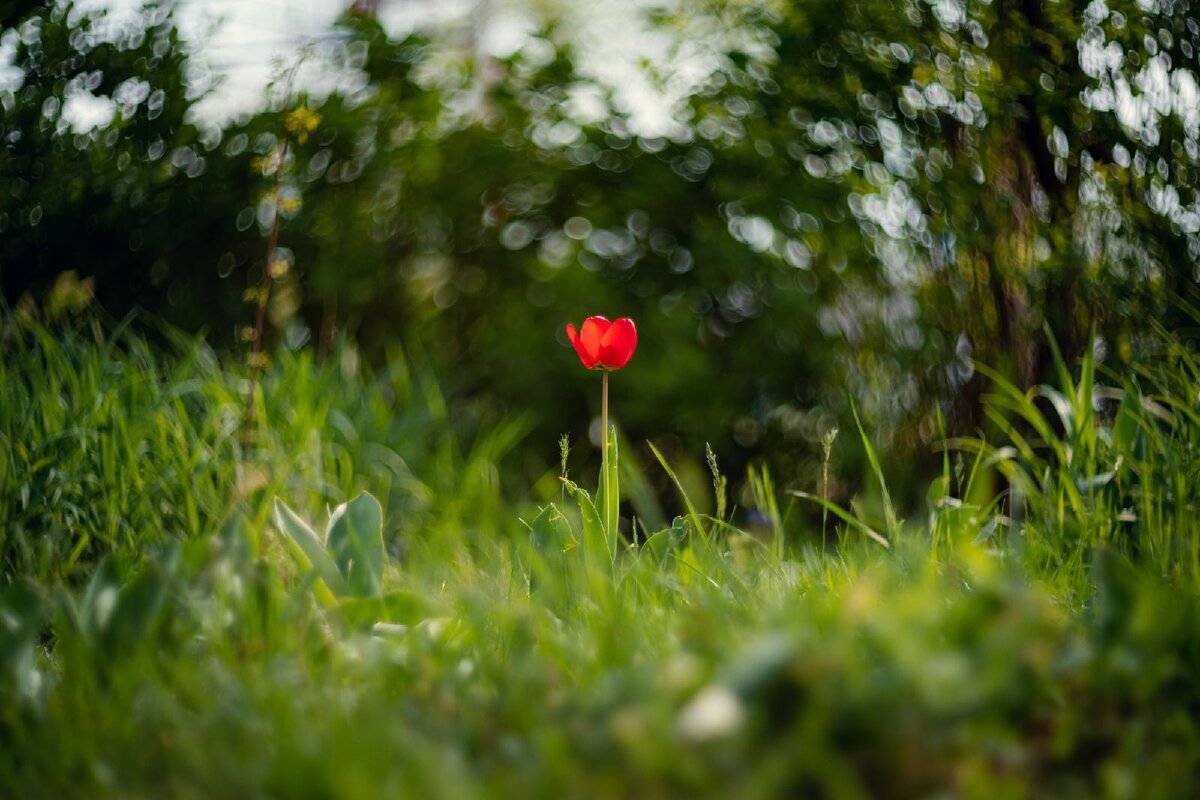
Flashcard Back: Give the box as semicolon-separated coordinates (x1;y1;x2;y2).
599;317;637;369
579;316;610;369
565;323;598;369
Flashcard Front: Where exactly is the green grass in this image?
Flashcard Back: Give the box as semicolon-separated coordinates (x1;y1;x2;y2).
2;311;1200;798
0;313;525;583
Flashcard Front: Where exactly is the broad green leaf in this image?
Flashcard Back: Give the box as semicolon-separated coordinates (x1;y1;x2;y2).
595;424;620;561
325;492;385;597
272;498;345;601
530;503;577;554
561;479;606;564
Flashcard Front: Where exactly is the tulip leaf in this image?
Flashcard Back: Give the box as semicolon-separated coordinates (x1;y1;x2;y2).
272;498;345;603
595;424;621;562
562;479;606;565
325;492;385;597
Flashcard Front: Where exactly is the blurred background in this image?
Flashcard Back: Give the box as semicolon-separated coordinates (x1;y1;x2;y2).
3;0;1198;514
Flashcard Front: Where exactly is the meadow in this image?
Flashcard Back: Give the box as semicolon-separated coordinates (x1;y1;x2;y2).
2;308;1199;799
6;0;1200;795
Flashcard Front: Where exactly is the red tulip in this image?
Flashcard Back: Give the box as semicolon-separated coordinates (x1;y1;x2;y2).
565;316;637;370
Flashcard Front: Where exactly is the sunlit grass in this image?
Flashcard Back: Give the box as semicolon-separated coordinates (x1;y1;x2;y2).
2;311;1199;798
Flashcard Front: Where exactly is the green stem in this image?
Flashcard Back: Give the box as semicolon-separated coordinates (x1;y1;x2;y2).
602;369;610;546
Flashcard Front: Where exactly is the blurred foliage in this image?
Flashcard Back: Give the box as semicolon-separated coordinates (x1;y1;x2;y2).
2;305;1200;797
5;522;1199;798
3;0;1200;511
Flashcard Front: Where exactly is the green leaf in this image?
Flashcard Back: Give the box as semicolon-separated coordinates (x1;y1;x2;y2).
80;556;121;641
1077;332;1096;454
325;492;386;597
595;424;620;561
524;503;577;605
272;498;345;602
1110;388;1142;457
530;503;577;554
1043;322;1076;404
640;519;687;563
925;474;952;515
562;479;606;563
640;528;673;562
100;548;175;657
850;399;899;543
